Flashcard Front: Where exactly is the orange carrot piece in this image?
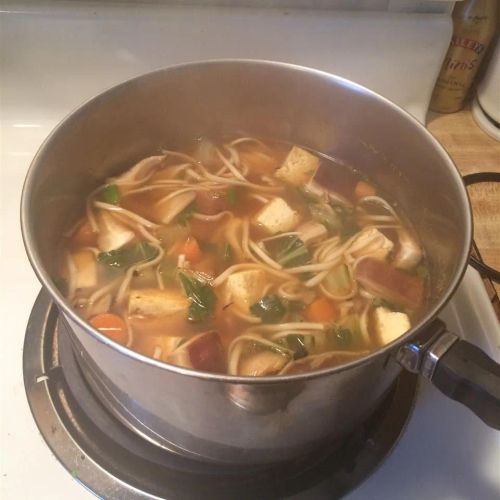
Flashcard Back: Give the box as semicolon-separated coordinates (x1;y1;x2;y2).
71;219;97;247
304;297;338;323
89;313;128;345
181;236;202;263
354;181;376;200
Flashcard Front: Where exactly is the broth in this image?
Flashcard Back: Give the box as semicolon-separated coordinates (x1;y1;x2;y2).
59;137;428;376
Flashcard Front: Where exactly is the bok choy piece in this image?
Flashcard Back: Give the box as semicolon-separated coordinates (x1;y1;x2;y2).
265;235;310;268
250;294;286;323
98;242;158;269
179;272;217;322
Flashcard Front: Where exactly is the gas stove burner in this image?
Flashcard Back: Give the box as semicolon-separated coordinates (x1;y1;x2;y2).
24;291;419;499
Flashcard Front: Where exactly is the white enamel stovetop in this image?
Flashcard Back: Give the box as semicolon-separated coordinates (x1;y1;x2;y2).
1;2;499;499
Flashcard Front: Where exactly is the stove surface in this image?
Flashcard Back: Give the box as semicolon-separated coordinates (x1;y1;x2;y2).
1;2;499;500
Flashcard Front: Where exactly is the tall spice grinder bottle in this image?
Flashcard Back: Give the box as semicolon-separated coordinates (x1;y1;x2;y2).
430;0;498;113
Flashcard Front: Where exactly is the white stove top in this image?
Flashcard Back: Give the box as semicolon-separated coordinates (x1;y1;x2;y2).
1;2;499;499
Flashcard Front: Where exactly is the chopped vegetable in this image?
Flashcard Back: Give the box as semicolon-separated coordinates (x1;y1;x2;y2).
354;181;376;200
304;297;338;323
266;235;310;268
326;325;352;349
180;236;202;263
285;334;308;360
355;258;424;309
89;313;128;345
99;184;120;205
98;242;157;269
179;272;217;322
323;264;351;296
70;219;97;247
309;203;343;233
250;294;286;323
177;201;196;225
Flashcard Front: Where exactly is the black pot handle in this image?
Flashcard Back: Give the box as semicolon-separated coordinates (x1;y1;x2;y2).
463;172;500;283
397;319;500;429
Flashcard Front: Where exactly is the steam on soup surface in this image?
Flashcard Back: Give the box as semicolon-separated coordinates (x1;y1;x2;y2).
60;137;427;376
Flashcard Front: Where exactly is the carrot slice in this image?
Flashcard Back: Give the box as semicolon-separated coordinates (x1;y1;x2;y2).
354;181;377;200
71;219;97;247
89;313;128;345
304;297;338;323
182;236;202;263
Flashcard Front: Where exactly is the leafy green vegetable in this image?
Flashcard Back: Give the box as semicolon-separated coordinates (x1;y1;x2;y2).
98;242;157;268
326;324;353;349
309;203;343;233
266;236;310;268
179;272;217;322
226;187;237;207
323;264;351;295
177;201;196;225
99;184;120;205
223;242;232;262
250;294;286;323
286;334;308;360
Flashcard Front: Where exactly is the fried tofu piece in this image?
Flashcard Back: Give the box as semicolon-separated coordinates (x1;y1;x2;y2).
225;269;267;311
71;249;97;289
348;227;394;261
275;146;320;186
373;307;411;345
253;197;301;235
128;288;189;317
96;212;135;252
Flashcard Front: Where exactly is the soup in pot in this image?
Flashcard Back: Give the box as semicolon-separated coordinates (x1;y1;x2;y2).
58;137;428;376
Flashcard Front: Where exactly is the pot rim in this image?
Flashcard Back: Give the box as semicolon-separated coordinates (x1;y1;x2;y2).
20;58;473;384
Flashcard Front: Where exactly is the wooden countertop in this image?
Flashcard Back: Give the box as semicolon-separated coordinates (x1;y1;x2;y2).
427;105;500;296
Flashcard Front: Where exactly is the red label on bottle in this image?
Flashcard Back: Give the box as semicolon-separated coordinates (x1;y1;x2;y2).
451;35;486;55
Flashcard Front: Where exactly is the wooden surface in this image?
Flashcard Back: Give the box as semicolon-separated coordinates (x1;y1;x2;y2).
427;105;500;295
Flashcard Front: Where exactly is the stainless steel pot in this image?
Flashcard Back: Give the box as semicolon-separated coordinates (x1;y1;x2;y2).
21;60;500;465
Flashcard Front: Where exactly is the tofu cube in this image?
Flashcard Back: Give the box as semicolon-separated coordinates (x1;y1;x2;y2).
275;146;320;186
296;221;328;244
97;212;135;252
71;250;98;289
238;350;288;376
128;288;189;317
253;197;301;235
225;270;267;311
348;227;394;261
373;307;411;345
